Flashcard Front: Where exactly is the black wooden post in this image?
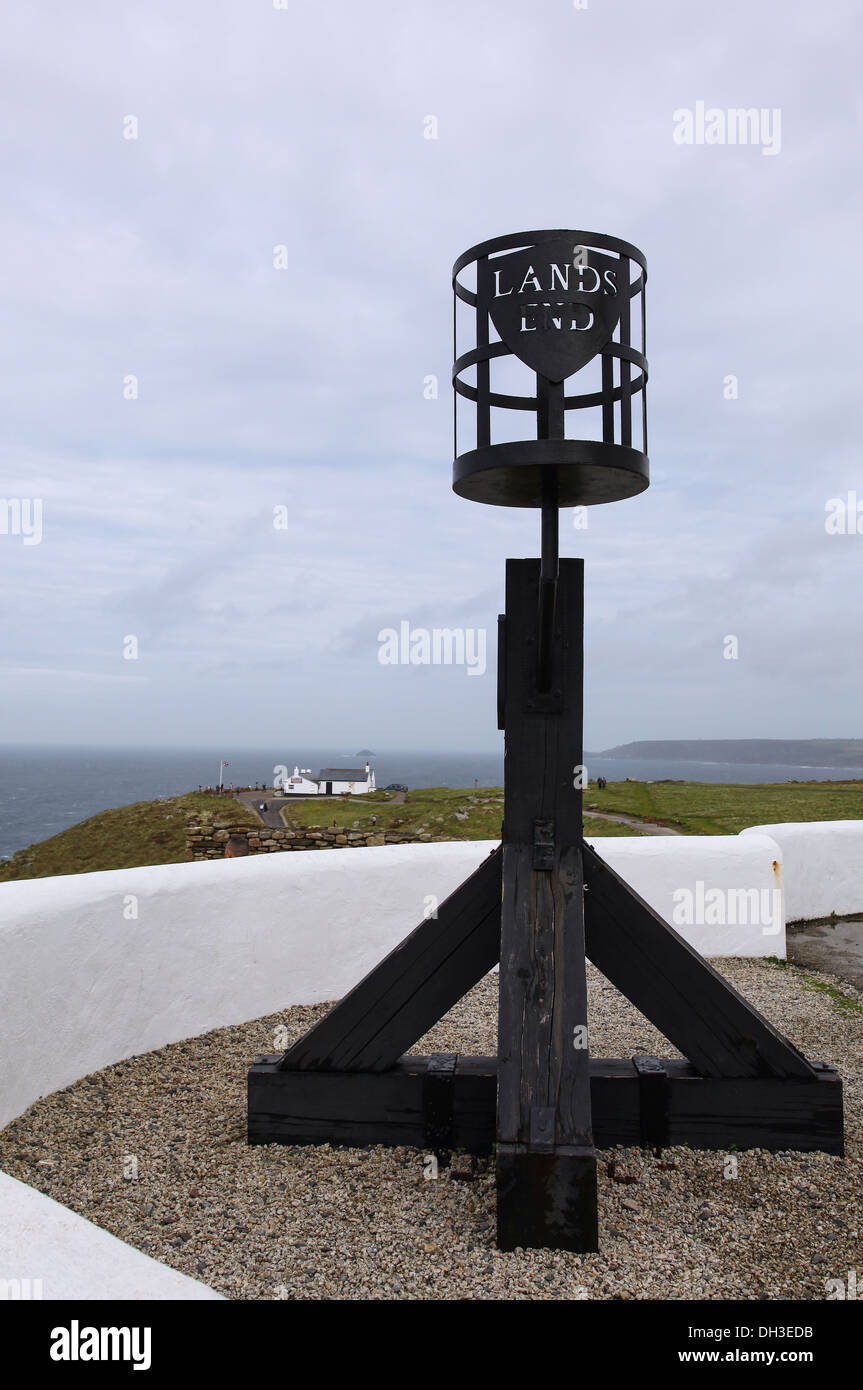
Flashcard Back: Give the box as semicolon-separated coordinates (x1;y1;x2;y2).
496;557;597;1251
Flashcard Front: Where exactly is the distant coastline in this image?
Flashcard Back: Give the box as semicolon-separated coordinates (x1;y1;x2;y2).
592;739;863;769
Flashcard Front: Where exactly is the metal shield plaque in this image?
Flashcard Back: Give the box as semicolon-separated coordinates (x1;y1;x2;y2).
478;238;622;383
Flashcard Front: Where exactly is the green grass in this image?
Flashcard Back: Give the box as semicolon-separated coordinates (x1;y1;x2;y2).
764;956;863;1017
0;786;648;886
799;976;863;1018
0;793;258;883
3;777;861;883
283;787;505;840
283;788;648;841
584;779;863;835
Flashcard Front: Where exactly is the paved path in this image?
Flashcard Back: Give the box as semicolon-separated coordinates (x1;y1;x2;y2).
233;789;406;828
231;793;677;837
787;917;863;993
584;810;683;836
233;792;289;828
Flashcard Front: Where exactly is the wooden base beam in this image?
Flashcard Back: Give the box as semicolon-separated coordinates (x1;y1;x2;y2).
248;1055;844;1155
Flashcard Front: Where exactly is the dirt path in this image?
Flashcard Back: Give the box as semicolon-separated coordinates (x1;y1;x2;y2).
585;810;684;836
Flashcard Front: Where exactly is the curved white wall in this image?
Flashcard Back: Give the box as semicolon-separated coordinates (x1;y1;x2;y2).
0;1171;223;1301
740;820;863;923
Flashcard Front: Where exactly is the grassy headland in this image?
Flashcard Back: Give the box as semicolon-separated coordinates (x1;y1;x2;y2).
282;786;637;842
1;779;862;883
585;779;863;835
0;793;258;883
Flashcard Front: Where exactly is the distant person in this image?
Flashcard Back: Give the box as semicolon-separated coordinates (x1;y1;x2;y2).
371;815;377;826
224;836;250;858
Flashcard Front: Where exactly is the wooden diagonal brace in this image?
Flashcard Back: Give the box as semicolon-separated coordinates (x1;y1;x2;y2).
277;847;502;1073
582;840;815;1079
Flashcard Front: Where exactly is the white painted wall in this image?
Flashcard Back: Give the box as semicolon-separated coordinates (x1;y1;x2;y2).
585;833;784;958
0;1170;223;1301
740;820;863;923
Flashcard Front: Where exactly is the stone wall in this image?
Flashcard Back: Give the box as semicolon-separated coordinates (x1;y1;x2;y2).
185;815;438;860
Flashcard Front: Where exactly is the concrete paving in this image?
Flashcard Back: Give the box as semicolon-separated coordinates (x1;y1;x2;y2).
787;916;863;993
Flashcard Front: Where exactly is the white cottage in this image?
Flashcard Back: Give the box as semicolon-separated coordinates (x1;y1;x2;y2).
282;766;321;795
318;762;376;796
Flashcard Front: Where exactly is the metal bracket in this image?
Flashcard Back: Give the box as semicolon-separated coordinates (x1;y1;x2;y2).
533;819;555;871
423;1053;458;1150
529;1105;556;1151
524;687;564;715
632;1055;668;1149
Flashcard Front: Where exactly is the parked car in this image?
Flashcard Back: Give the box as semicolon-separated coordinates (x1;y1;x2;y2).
383;783;408;792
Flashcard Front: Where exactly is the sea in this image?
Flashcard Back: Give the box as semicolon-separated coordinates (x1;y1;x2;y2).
1;744;863;863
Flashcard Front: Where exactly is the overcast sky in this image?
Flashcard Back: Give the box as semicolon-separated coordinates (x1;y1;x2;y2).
1;0;861;752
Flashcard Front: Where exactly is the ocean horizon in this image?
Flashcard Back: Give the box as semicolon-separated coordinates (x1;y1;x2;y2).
2;743;863;862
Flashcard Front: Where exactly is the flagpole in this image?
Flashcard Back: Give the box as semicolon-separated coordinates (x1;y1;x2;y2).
218;760;224;793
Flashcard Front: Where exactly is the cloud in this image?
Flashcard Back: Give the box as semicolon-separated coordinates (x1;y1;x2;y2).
1;0;861;748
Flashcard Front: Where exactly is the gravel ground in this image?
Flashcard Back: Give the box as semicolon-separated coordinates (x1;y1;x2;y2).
1;957;861;1300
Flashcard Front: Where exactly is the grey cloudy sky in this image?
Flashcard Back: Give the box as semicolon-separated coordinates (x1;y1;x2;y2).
1;0;861;752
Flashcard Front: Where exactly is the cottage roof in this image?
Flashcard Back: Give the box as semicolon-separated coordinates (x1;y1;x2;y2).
318;767;370;780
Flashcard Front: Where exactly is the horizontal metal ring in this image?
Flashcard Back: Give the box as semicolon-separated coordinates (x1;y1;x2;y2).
453;370;647;412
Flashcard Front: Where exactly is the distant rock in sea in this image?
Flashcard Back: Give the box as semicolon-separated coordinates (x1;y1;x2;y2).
355;749;374;756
